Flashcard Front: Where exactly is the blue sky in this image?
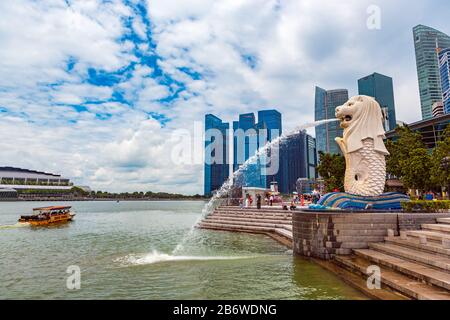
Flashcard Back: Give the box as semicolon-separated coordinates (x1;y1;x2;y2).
0;0;449;194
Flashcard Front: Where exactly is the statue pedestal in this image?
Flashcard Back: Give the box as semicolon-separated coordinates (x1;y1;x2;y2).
311;192;410;211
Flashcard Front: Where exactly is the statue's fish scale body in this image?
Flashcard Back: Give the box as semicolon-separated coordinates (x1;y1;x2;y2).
344;138;386;196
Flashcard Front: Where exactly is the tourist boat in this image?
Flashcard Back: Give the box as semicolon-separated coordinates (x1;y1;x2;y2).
18;206;75;226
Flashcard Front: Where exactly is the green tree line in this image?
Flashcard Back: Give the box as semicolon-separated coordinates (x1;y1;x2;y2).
91;190;205;200
17;187;205;200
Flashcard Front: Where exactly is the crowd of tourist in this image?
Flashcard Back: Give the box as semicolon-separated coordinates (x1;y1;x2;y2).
239;189;323;211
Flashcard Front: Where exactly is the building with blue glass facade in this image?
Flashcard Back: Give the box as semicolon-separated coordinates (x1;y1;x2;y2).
204;114;230;196
258;110;282;141
358;72;397;131
232;109;317;194
314;87;349;155
439;48;450;114
278;131;317;194
232;110;281;189
233;113;257;172
306;134;317;180
257;110;282;189
413;25;450;119
206;108;318;195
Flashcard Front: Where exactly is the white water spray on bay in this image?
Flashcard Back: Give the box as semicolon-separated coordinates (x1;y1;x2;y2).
116;250;263;266
172;118;339;255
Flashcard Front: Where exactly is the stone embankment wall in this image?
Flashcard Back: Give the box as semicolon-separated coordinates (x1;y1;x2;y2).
292;212;450;260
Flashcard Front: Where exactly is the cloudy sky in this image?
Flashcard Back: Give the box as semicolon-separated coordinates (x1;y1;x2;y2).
0;0;448;194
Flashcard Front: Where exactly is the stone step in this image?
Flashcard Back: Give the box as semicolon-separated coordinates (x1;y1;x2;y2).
198;221;273;233
209;214;292;222
422;223;450;234
437;218;450;225
220;206;287;211
218;205;291;210
406;230;450;243
218;207;291;214
274;228;293;240
207;216;292;225
385;237;450;257
214;211;292;218
369;243;450;271
198;222;293;241
212;212;291;218
354;249;450;291
335;255;450;300
203;218;292;231
315;259;406;300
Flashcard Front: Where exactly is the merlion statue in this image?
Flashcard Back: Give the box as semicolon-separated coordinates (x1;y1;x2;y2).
309;95;410;210
335;95;389;197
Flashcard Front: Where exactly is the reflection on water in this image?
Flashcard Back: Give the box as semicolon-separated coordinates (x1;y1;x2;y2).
0;201;366;300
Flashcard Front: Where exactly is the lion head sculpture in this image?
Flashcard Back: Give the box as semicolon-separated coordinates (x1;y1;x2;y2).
335;95;389;156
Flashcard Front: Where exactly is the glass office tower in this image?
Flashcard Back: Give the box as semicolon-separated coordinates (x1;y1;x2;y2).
257;110;282;189
413;25;450;119
233;113;256;172
232;112;264;189
439;48;450;114
258;110;282;141
232;110;282;189
278;131;317;194
231;109;317;194
315;87;349;155
358;72;397;131
204;114;229;196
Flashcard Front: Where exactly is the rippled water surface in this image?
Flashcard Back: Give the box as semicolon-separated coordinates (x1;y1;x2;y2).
0;201;366;300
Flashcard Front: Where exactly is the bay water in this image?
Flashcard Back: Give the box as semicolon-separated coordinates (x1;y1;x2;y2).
0;201;365;300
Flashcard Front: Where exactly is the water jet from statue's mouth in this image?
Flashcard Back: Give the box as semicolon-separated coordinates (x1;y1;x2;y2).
336;114;353;128
338;115;352;123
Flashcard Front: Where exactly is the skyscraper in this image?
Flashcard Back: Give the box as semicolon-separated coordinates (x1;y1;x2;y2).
257;110;282;189
258;110;282;141
358;72;397;131
315;87;349;155
232;110;282;189
439;48;450;114
233;113;256;172
278;131;317;194
230;109;317;194
204;114;229;196
413;25;450;119
306;134;317;179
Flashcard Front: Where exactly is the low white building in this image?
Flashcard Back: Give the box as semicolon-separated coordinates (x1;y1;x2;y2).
0;167;73;191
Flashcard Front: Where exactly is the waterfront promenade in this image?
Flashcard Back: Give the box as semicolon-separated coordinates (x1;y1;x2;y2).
198;206;294;248
199;205;450;300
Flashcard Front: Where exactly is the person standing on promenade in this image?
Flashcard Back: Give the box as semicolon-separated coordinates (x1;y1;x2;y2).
269;195;274;206
256;194;262;210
